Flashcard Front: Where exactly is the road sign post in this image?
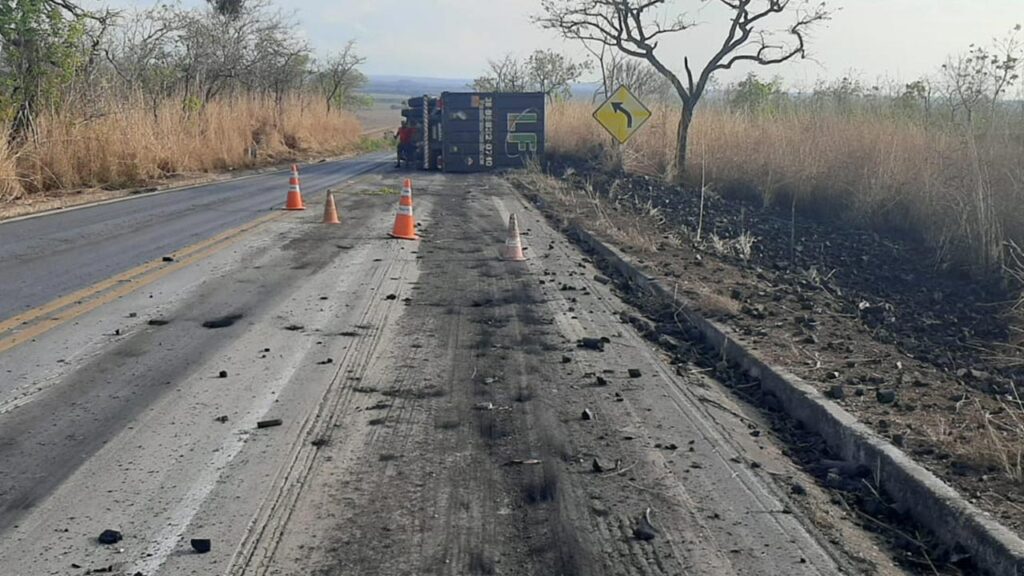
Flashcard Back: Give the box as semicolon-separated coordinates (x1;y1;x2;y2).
593;86;652;145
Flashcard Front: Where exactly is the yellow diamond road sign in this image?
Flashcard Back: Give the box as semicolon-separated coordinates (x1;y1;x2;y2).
593;85;652;144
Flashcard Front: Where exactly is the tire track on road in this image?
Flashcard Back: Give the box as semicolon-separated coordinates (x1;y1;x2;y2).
229;248;419;576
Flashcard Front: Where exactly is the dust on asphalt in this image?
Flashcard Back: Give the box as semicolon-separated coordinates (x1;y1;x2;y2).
265;173;902;576
297;178;592;575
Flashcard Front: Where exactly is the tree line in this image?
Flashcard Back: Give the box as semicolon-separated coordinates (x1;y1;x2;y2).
0;0;367;138
725;24;1022;132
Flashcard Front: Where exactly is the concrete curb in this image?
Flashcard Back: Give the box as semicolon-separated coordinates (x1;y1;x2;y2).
566;224;1024;576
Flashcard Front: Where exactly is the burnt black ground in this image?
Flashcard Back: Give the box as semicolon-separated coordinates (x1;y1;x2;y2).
548;157;1020;388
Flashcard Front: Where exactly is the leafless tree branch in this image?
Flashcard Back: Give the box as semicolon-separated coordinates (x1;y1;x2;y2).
535;0;831;181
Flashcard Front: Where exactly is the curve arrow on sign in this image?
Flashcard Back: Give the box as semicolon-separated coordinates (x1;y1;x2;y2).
611;102;633;128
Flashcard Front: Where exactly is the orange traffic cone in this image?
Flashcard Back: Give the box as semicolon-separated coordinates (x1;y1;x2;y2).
285;164;305;210
503;214;526;261
389;179;417;240
323;192;340;224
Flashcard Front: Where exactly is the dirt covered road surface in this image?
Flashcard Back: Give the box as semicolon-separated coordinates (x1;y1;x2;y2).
0;168;906;575
510;161;1024;574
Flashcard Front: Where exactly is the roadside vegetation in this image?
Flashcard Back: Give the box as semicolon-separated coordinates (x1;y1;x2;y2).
0;0;368;203
538;5;1023;304
548;67;1024;278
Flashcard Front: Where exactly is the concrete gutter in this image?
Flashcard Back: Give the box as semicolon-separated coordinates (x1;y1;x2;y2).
566;223;1024;576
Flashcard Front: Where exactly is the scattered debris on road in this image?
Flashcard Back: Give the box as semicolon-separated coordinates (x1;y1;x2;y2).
592;458;619;473
578;337;606;351
190;538;211;554
505;459;542;466
96;529;122;545
633;508;658;541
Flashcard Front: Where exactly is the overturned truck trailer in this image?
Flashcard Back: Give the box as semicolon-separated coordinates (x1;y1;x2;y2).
402;92;545;173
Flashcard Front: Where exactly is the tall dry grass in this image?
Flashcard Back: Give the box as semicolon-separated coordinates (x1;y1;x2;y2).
547;101;1024;272
0;94;362;201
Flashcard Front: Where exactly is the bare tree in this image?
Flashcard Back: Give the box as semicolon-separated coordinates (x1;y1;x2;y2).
526;49;590;101
472;55;531;92
939;25;1022;127
473;50;588;101
170;0;310;103
536;0;831;181
98;0;327;114
317;41;367;113
103;7;181;102
596;50;671;102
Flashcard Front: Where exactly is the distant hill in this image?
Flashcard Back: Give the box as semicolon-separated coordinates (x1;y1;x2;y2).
363;75;473;96
364;74;600;101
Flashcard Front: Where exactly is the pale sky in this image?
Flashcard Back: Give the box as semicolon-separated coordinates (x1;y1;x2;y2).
91;0;1023;89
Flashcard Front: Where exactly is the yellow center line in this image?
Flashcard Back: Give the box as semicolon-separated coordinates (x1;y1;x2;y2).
0;262;164;336
0;211;285;354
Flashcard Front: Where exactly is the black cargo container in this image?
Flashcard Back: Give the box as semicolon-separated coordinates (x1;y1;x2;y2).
401;92;545;173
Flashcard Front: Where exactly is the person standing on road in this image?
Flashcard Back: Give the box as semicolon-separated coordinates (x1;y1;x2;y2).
395;120;415;168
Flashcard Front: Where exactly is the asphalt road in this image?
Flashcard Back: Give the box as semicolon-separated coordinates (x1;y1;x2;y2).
0;166;903;575
0;153;390;322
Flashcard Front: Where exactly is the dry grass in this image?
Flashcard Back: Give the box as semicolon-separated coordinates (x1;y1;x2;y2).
515;161;666;254
548;101;1024;274
0;94;362;200
920;392;1024;485
544;103;1024;492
